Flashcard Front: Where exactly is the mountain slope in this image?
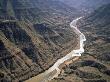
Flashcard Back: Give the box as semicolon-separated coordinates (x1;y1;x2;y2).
78;3;110;62
0;0;79;23
58;0;110;13
0;0;79;81
50;4;110;82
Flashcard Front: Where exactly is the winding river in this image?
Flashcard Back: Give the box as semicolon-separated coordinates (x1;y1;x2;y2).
25;17;86;82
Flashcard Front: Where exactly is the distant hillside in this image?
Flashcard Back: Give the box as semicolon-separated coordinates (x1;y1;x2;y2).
58;0;110;13
0;0;79;23
50;4;110;82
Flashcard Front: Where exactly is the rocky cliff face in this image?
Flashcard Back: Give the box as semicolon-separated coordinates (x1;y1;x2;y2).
50;4;110;82
0;0;79;81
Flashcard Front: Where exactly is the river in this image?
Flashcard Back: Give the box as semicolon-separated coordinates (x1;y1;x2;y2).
25;17;86;82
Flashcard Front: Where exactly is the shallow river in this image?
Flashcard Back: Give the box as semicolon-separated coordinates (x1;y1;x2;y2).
25;17;86;82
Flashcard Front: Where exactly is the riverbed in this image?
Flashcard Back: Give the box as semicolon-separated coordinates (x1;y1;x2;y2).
25;17;86;82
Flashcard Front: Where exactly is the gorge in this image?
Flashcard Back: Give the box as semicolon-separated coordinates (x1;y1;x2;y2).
25;17;86;82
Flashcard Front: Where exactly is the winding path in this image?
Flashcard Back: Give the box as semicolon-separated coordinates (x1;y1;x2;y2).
25;17;86;82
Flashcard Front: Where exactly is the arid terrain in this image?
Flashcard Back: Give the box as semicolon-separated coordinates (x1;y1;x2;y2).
0;0;110;82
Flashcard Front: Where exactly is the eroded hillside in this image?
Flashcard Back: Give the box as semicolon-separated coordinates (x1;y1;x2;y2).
0;0;79;81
